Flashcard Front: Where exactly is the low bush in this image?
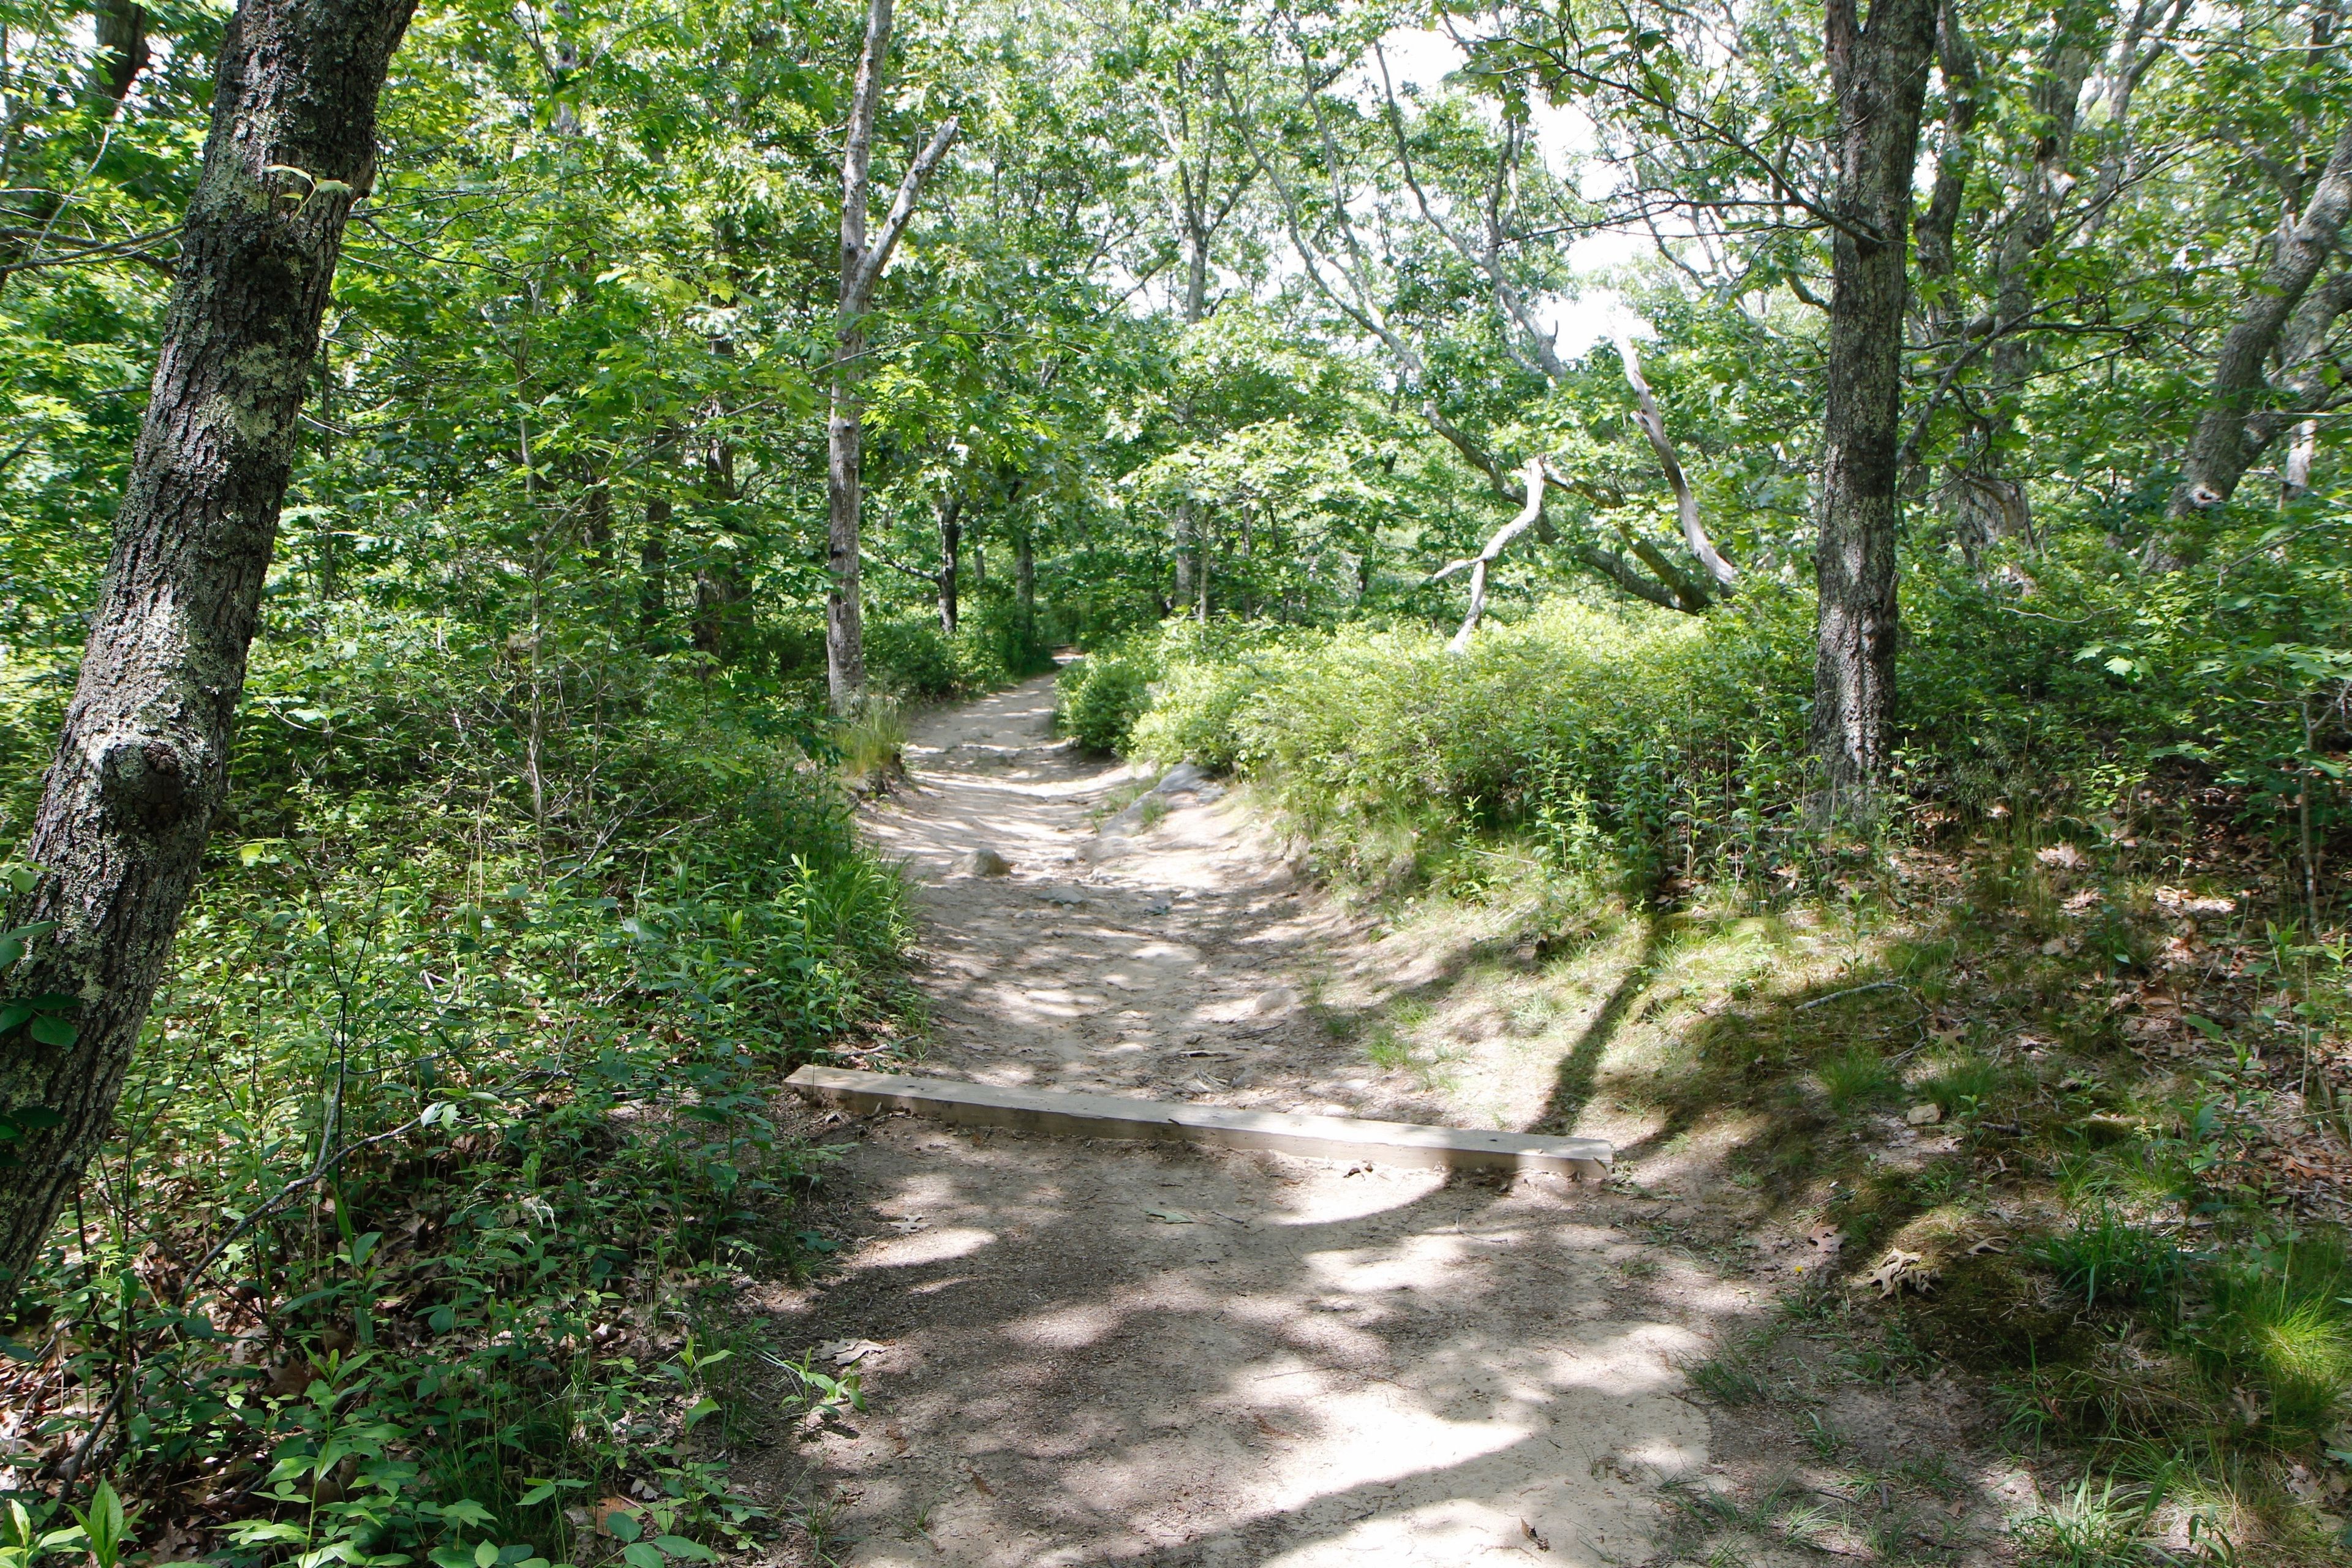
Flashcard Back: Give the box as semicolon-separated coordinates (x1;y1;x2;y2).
1056;640;1156;754
1107;514;2352;896
863;595;1053;703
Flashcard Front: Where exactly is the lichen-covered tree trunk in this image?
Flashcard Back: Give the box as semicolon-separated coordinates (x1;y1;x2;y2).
1813;0;1937;815
0;0;415;1284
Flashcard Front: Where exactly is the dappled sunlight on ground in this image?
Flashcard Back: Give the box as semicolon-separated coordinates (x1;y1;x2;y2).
766;1128;1716;1566
752;673;2027;1566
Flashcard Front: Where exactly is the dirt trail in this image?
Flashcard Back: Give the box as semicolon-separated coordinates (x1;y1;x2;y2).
761;674;1744;1567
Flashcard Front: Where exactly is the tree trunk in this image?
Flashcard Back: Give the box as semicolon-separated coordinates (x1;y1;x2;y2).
693;567;745;659
2283;418;2320;505
90;0;151;109
1812;0;1937;816
1955;18;2093;560
826;319;869;707
582;473;612;573
1015;524;1035;630
0;0;415;1286
1172;503;1197;611
824;0;956;714
2170;123;2352;519
639;494;670;633
937;494;961;635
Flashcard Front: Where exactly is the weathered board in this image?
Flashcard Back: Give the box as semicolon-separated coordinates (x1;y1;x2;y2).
785;1065;1613;1178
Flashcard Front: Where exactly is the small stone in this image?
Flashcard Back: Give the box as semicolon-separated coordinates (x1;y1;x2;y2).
1251;984;1298;1018
1905;1102;1943;1126
954;848;1012;876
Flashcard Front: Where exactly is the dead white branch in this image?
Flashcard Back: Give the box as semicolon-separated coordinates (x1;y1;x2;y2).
1616;335;1738;592
1438;457;1548;654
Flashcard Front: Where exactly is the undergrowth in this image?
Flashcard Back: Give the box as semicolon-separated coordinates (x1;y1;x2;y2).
0;606;914;1567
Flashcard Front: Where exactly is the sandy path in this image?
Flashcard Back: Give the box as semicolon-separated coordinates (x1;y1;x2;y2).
763;674;1743;1567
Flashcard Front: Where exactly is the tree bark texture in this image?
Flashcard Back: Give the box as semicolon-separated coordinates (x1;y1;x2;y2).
936;494;961;635
0;0;415;1285
1813;0;1937;814
2170;122;2352;518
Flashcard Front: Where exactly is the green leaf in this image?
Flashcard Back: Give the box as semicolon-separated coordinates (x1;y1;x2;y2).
604;1514;642;1545
28;1016;75;1047
474;1542;497;1568
652;1537;714;1562
517;1484;557;1508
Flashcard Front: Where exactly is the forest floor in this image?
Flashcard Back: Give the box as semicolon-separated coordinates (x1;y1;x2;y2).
745;673;2040;1567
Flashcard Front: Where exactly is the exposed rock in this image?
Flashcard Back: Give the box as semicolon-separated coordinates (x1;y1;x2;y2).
1152;761;1210;796
954;848;1012;877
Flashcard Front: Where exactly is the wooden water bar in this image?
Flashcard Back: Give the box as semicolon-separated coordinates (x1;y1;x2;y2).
786;1065;1613;1179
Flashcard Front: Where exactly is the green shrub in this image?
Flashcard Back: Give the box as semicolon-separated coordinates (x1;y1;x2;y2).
1115;595;1812;883
1057;643;1157;753
862;603;1046;702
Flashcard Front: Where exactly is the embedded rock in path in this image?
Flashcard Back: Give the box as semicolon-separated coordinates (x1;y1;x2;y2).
954;847;1012;877
1152;761;1210;796
1152;760;1226;804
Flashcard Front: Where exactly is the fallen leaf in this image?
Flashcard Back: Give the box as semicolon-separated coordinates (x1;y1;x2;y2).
1864;1248;1939;1298
816;1338;886;1366
1253;1412;1295;1440
594;1497;641;1536
1806;1223;1843;1256
888;1216;927;1234
1967;1235;2010;1256
1520;1517;1551;1551
969;1469;993;1496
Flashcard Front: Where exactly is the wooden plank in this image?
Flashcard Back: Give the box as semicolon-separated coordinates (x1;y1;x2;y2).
786;1065;1612;1178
